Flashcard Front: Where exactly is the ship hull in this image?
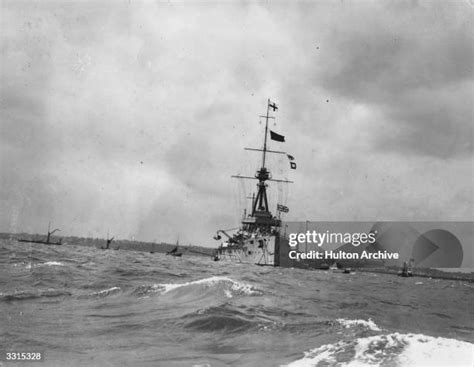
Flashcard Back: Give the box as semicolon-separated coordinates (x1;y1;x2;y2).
17;239;62;245
216;235;276;265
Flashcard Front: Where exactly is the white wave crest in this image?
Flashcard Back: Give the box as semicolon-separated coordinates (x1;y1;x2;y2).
11;261;32;269
90;287;121;297
336;318;381;331
12;261;64;269
156;276;260;298
287;332;474;367
42;261;65;267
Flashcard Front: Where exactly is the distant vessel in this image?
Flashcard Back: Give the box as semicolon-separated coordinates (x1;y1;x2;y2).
17;223;62;245
167;238;183;257
398;259;414;277
101;235;114;250
213;99;293;265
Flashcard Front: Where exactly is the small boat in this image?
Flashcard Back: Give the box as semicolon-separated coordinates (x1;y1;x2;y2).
101;235;114;250
319;263;330;270
166;238;183;257
398;260;413;277
17;223;62;245
398;270;413;277
17;239;62;245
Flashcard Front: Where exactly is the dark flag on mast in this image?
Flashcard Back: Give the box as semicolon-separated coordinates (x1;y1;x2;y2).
270;130;285;142
269;101;278;111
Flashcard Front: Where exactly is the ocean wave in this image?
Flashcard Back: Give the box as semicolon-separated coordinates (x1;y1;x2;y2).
161;276;261;296
78;287;122;299
184;315;258;333
41;261;65;267
89;286;121;297
10;261;65;269
135;276;262;299
10;261;32;269
182;304;278;334
336;318;382;332
0;289;71;302
287;332;474;367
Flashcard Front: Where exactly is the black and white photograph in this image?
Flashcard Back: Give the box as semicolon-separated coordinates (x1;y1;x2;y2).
1;1;473;366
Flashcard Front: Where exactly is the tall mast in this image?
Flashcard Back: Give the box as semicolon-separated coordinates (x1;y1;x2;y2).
231;99;292;226
262;98;271;168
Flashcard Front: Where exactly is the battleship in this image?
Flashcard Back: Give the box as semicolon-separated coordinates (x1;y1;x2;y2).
213;99;293;265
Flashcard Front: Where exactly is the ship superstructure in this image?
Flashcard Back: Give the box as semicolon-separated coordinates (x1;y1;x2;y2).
214;99;293;265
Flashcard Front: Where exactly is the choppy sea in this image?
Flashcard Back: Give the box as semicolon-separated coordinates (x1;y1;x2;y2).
1;239;473;366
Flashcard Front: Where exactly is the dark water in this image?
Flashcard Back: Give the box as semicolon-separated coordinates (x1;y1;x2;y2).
1;239;473;366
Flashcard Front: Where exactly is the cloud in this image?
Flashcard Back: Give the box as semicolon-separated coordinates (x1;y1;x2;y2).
1;1;472;245
313;1;473;158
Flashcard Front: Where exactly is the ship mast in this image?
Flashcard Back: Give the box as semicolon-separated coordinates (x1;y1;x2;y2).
262;98;271;168
251;98;274;216
232;99;292;233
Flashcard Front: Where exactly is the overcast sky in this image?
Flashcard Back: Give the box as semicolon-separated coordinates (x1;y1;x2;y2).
1;0;472;246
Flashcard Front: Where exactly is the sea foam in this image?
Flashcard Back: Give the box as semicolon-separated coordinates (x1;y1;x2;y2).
155;276;261;298
336;318;382;332
42;261;65;267
89;287;121;297
287;332;474;367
